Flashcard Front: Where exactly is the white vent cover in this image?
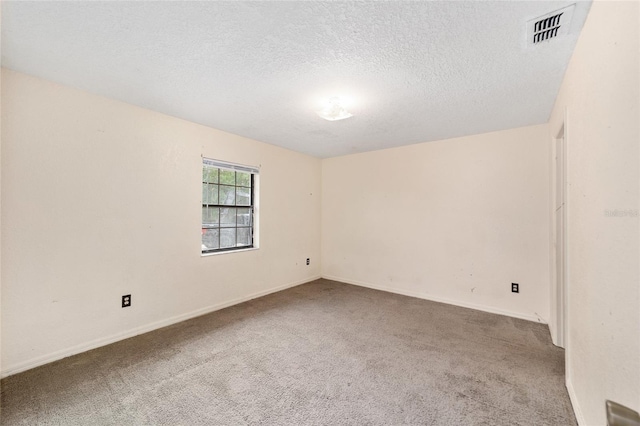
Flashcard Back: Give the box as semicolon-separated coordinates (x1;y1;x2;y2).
527;4;575;45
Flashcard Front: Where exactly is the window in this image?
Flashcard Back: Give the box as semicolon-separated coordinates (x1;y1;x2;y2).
202;158;258;254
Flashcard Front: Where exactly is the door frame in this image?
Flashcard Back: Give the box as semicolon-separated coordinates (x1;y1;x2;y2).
550;111;569;349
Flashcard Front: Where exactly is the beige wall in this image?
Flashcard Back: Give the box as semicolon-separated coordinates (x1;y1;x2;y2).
0;2;3;385
0;69;322;376
322;124;551;322
548;1;640;424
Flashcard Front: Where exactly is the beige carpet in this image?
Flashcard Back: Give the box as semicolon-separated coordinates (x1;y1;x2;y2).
1;279;576;425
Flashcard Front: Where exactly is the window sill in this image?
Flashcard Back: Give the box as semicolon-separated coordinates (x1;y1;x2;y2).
201;247;259;257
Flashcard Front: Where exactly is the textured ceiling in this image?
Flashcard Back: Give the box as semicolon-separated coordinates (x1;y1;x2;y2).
1;1;591;158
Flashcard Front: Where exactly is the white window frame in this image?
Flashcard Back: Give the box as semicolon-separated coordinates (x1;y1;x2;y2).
201;158;259;255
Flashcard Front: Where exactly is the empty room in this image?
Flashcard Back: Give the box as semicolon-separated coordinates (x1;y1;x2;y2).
1;1;638;425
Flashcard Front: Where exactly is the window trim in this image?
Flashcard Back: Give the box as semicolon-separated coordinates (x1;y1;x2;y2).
202;158;259;175
201;157;259;255
201;246;259;257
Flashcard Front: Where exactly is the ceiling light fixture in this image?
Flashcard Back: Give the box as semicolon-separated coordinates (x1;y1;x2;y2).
316;97;353;121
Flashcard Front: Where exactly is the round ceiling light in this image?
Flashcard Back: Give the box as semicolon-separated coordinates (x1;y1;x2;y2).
316;97;353;121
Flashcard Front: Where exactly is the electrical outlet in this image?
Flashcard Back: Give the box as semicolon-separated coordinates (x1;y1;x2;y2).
122;294;131;307
511;283;519;293
306;258;310;266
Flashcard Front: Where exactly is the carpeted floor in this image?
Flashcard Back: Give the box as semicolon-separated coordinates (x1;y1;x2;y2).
1;279;576;425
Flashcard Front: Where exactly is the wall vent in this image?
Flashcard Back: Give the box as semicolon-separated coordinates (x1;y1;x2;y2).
527;5;575;45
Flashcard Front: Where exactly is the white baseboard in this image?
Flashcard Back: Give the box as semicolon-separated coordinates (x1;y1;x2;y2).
566;373;586;425
1;275;321;378
322;274;545;324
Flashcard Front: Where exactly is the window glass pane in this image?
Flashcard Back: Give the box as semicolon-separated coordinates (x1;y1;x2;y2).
202;183;208;204
219;170;235;185
219;185;235;205
220;228;236;248
236;187;251;206
236;172;251;187
202;184;219;204
202;228;219;250
220;207;236;227
208;184;219;205
237;227;251;246
203;167;218;183
237;208;251;226
203;207;219;225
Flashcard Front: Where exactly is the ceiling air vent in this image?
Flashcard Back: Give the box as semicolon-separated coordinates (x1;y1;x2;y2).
527;4;575;45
